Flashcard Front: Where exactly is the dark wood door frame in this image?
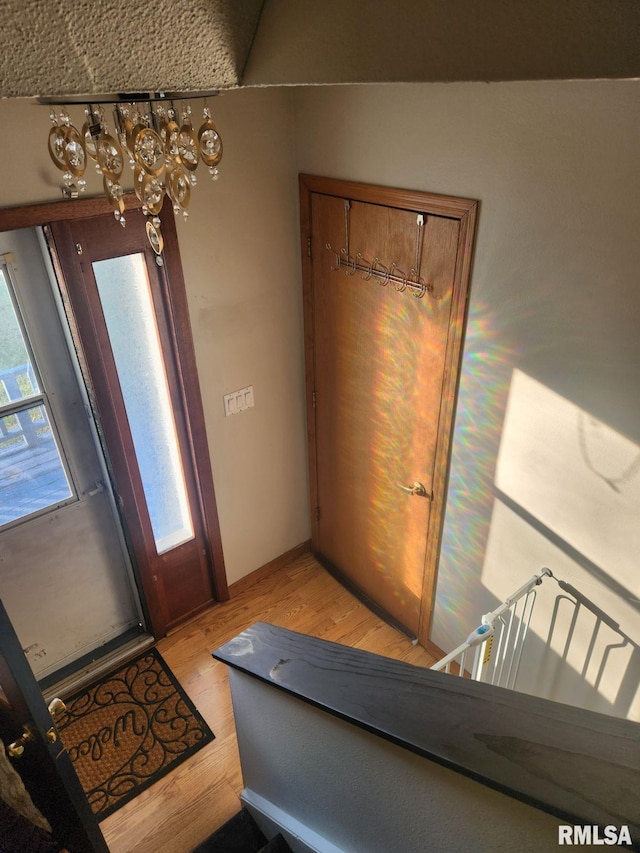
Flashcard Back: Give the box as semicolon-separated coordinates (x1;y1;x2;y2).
0;195;228;638
299;174;478;645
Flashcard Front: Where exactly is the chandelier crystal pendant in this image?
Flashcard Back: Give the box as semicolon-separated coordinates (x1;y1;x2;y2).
41;92;223;254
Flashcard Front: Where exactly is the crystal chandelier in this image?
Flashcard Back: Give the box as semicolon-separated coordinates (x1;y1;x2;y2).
40;92;223;254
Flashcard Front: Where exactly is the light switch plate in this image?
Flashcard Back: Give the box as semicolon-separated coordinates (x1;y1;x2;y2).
224;385;255;417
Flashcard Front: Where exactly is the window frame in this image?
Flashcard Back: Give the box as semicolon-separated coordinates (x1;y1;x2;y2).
0;254;77;531
47;196;228;637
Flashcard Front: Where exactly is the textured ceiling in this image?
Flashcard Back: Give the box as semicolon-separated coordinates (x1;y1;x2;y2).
0;0;265;98
1;0;638;101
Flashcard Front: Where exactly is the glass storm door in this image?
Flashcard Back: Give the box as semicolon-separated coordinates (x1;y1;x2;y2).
0;227;143;681
49;205;225;637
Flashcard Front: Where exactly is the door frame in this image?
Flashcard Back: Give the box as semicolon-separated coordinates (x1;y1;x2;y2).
0;194;228;639
299;174;478;645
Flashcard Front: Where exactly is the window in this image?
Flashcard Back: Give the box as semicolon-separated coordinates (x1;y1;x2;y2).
0;256;73;528
92;253;194;554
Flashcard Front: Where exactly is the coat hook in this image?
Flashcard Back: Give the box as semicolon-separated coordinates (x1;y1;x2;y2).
323;243;435;299
326;242;341;270
357;252;373;280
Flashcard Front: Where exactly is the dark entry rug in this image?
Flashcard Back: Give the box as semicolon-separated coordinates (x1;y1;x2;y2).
57;647;214;820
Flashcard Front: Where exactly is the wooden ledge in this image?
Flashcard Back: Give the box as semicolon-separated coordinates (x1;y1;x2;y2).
213;622;640;842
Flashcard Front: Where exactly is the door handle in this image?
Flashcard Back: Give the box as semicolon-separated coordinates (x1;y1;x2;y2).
7;727;34;758
7;717;62;758
7;697;67;758
85;479;105;497
397;481;433;500
48;697;67;720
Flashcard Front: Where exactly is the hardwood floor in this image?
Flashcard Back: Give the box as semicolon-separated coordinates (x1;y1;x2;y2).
100;552;438;853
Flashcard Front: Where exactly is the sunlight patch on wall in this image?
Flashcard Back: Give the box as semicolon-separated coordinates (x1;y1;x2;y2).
480;501;640;720
479;369;640;719
496;369;640;594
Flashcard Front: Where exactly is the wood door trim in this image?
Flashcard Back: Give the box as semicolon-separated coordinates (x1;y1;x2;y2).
299;174;479;647
418;202;478;644
299;177;320;544
299;173;477;219
0;193;142;232
48;218;169;633
49;208;229;636
160;200;228;605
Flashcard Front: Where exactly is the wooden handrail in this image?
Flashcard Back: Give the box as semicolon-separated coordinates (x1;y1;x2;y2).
213;622;640;840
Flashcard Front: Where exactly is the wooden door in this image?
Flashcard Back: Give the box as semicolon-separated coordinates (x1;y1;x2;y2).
300;175;477;643
0;599;108;852
49;202;227;637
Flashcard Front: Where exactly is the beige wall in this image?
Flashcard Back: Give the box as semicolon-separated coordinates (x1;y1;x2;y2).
292;80;640;718
176;88;309;584
0;99;74;208
0;88;310;587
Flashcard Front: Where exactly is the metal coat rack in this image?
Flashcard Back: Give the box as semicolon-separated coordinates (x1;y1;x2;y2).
325;201;437;299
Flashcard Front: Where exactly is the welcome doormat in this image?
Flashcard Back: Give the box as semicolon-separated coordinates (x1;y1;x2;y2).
57;648;214;819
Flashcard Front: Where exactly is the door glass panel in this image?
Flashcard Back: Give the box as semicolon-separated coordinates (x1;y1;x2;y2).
92;253;194;554
0;263;73;529
0;405;73;526
0;266;41;399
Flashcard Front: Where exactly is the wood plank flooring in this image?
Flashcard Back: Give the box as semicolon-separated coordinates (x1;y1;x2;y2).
100;552;438;853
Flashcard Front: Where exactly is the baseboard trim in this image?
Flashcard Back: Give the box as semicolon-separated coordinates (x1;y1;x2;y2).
228;541;311;598
423;639;446;661
242;788;343;853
